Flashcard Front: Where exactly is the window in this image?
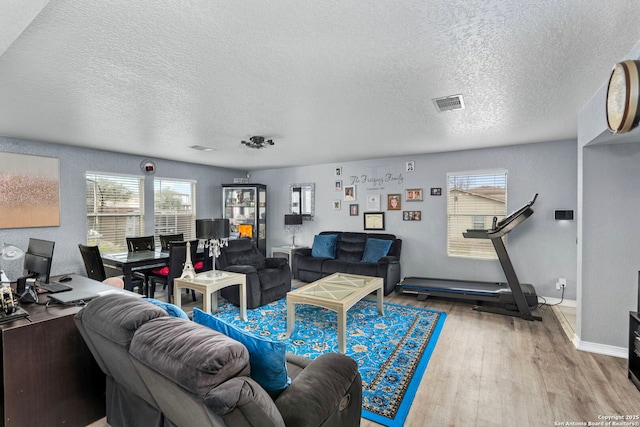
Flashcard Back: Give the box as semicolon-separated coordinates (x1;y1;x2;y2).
154;178;196;244
86;172;144;254
472;215;485;230
447;170;507;259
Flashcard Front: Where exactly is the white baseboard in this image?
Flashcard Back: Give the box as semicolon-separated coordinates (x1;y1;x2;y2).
576;339;627;359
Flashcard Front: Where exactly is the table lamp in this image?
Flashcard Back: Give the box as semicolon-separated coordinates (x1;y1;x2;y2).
284;214;303;247
196;218;230;277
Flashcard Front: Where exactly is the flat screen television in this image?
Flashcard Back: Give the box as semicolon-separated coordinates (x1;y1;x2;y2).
23;238;55;283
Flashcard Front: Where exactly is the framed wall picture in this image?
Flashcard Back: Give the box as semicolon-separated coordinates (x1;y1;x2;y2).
366;194;380;211
344;185;356;201
430;187;442;196
403;211;422;221
335;180;342;191
406;160;415;172
335;167;342;176
349;204;359;216
364;212;385;230
387;194;401;210
333;200;341;210
0;152;60;228
405;188;423;201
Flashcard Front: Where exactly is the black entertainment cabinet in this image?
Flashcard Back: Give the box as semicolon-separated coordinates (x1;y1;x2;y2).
630;311;640;392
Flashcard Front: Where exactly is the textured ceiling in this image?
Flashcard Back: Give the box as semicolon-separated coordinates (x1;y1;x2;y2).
0;1;639;170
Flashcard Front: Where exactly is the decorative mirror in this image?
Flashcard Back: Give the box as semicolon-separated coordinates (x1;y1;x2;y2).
289;183;315;220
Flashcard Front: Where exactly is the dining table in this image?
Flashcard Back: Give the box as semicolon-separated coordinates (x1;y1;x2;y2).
101;250;169;293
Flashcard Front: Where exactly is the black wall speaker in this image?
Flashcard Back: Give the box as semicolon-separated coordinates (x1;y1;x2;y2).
554;210;574;220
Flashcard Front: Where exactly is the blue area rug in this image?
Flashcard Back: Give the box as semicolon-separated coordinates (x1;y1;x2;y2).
212;298;446;427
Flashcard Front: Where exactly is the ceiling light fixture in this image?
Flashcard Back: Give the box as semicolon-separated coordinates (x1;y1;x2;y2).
241;136;274;149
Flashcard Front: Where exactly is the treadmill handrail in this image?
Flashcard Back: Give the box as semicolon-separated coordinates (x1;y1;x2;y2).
495;193;538;229
463;193;538;239
488;207;533;238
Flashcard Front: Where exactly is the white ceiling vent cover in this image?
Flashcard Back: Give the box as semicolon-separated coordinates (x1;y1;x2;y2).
189;145;215;152
433;94;465;112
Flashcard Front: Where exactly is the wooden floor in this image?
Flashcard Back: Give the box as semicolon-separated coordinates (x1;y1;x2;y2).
374;292;640;427
88;286;640;427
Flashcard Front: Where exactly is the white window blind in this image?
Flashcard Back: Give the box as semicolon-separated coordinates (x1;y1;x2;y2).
447;170;507;260
86;172;144;254
154;178;196;245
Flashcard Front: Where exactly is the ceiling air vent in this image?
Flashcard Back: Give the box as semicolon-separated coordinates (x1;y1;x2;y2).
189;145;215;152
433;94;465;112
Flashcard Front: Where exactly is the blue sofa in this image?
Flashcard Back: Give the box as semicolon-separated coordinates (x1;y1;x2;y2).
293;231;402;295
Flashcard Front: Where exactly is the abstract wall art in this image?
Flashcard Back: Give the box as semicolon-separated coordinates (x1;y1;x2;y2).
0;152;60;228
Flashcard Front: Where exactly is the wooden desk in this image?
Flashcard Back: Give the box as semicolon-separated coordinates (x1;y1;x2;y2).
0;274;118;427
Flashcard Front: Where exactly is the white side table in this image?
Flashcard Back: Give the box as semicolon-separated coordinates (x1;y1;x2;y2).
271;245;309;277
174;271;247;321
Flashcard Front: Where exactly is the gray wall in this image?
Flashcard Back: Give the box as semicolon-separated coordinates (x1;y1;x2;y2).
581;143;640;348
254;139;578;301
1;136;582;340
576;40;640;350
0;136;244;278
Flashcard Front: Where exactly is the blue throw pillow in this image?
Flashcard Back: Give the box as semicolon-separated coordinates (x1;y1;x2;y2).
361;238;393;263
192;308;290;392
144;298;190;319
311;234;338;258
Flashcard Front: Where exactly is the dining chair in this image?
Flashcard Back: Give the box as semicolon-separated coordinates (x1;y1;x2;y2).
126;236;155;252
147;240;198;302
78;244;141;291
126;236;156;295
159;233;184;251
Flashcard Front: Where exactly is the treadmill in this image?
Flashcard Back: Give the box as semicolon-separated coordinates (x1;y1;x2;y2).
397;193;541;321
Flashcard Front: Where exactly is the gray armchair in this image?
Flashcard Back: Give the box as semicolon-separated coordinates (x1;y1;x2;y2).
75;294;363;427
217;238;291;309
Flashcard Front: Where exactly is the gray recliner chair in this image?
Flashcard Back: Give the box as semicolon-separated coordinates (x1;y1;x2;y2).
75;294;363;427
217;238;292;309
74;294;168;426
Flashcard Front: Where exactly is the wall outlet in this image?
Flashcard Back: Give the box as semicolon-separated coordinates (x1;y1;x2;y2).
556;277;566;290
559;277;566;287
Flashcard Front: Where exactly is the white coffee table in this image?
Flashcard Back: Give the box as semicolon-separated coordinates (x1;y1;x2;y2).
285;272;384;353
174;271;247;321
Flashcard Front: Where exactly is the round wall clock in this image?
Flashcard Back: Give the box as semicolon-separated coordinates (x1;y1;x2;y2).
606;60;640;134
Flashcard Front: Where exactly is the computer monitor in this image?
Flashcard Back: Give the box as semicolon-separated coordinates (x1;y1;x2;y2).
23;252;53;284
27;238;55;258
24;238;55;283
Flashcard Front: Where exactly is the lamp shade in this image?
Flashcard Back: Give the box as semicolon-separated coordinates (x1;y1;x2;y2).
212;219;230;239
284;214;303;225
196;218;230;239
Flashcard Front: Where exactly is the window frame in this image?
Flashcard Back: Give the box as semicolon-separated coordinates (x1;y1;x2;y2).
446;169;507;260
85;171;145;254
153;177;197;246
